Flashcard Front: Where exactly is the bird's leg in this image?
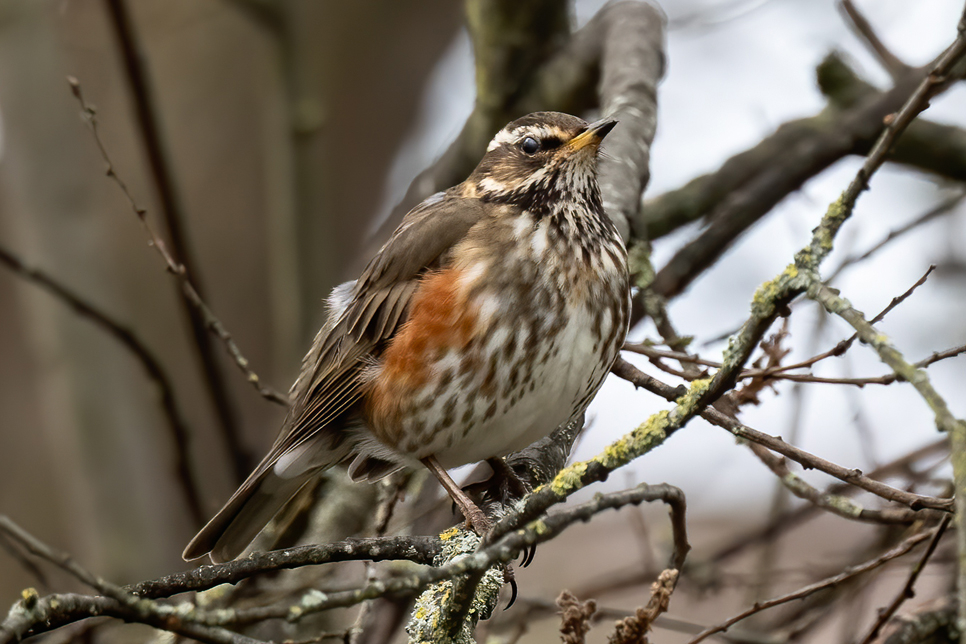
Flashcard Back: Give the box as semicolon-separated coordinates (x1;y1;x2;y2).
421;455;493;535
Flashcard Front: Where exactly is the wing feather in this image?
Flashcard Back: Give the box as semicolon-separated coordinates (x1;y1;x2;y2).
187;176;489;561
266;189;488;471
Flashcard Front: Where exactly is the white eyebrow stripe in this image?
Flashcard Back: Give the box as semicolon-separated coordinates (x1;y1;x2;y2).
487;129;517;151
486;125;572;151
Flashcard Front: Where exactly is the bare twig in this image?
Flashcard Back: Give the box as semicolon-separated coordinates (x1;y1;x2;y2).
67;77;288;415
808;280;966;622
0;244;205;527
0;532;50;591
859;515;952;644
829;191;966;281
710;436;949;568
626;264;958;390
103;0;252;480
747;441;922;525
611;358;953;514
839;0;911;79
686;525;939;644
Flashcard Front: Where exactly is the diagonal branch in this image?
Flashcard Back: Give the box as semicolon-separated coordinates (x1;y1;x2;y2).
0;244;204;528
67;78;288;416
686;524;940;644
858;515;951;644
0;516;264;644
838;0;912;79
611;358;952;514
103;0;251;481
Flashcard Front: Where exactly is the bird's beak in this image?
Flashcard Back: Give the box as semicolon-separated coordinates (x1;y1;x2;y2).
568;118;618;151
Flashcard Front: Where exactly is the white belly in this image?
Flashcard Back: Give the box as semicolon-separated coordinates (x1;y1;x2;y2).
430;299;617;468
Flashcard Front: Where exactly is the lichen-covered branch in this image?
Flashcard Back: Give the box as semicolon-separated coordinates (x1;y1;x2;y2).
131;536;441;598
612;358;952;514
7;535;439;640
0;516;264;644
406;529;504;644
746;441;923;525
807;281;966;627
0;484;685;642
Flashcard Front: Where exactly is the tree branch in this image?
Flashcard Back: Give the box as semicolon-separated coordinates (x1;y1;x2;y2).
859;515;952;644
838;0;911;79
0;516;265;644
0;245;204;527
597;0;665;240
67;77;288;414
686;524;940;644
103;0;252;480
611;357;953;514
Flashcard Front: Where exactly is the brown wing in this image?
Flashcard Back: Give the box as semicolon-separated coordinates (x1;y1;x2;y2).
277;189;489;458
184;189;488;561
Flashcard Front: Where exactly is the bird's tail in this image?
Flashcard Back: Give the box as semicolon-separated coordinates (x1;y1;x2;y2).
183;430;354;563
182;466;316;563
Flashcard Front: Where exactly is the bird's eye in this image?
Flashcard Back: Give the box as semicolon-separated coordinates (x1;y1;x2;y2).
520;137;540;154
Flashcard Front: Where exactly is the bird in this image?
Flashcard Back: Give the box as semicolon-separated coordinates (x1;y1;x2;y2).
184;111;630;563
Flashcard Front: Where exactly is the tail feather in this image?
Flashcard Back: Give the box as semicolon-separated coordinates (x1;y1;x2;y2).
184;428;356;563
183;469;314;563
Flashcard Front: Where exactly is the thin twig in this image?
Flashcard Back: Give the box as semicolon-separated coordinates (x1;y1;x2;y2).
67;77;288;413
709;437;948;563
103;0;251;481
626;264;954;389
828;191;966;281
611;358;953;513
0;531;50;591
858;515;951;644
686;525;939;644
839;0;911;79
808;279;966;622
0;244;204;527
746;441;921;525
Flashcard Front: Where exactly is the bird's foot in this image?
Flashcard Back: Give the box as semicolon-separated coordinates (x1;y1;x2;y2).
461;500;493;535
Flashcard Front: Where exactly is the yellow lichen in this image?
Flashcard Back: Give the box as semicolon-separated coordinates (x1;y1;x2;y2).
550;461;588;495
675;378;711;413
21;588;39;609
439;527;460;541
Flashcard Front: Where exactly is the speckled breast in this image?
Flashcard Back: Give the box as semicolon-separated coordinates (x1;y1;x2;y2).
362;211;629;469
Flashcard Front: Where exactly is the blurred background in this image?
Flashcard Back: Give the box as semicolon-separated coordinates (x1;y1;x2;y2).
0;0;965;642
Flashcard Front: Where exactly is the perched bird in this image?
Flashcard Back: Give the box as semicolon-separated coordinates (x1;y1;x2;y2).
184;111;630;563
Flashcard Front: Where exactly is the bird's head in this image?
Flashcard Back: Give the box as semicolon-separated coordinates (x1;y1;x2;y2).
465;111;617;216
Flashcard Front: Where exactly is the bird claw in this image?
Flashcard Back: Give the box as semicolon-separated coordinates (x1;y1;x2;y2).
503;564;519;610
